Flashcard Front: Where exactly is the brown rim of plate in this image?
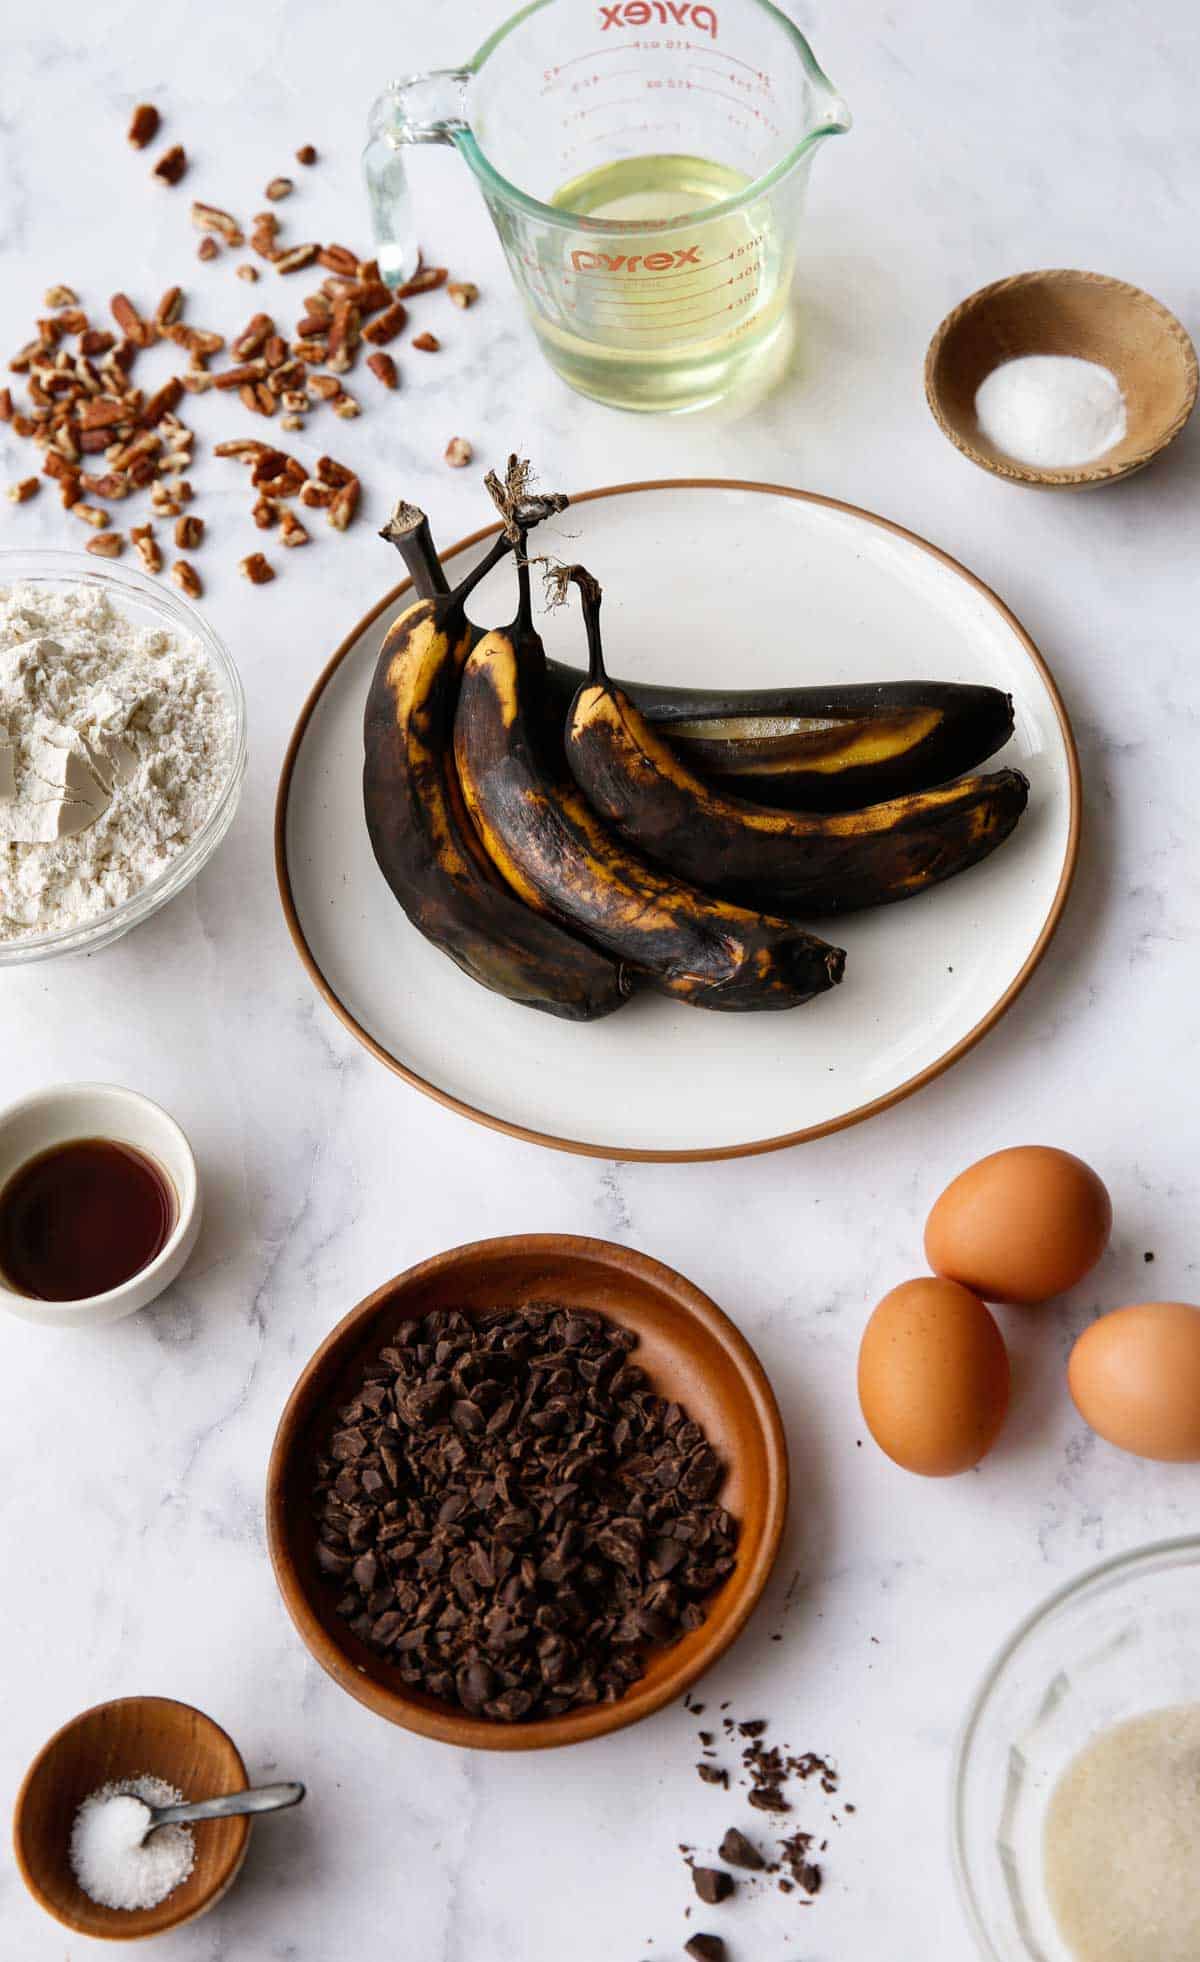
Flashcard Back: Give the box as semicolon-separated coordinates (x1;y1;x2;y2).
274;477;1082;1163
924;269;1199;488
265;1233;789;1751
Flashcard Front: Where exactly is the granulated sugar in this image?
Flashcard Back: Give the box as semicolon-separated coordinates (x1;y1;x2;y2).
974;354;1126;468
69;1774;195;1911
0;580;231;941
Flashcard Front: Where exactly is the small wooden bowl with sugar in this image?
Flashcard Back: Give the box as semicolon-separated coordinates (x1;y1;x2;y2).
13;1696;250;1939
925;269;1197;489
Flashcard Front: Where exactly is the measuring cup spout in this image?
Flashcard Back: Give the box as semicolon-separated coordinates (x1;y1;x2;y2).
365;71;472;286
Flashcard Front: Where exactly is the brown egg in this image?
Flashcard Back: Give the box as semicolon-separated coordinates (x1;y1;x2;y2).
857;1277;1010;1477
1068;1302;1200;1461
924;1146;1111;1305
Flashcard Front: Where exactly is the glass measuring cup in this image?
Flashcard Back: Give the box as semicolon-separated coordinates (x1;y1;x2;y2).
365;0;850;413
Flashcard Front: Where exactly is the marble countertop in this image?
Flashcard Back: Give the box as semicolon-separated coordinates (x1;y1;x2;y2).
1;0;1198;1954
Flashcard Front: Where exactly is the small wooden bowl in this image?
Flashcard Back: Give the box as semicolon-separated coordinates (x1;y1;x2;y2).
925;269;1198;488
267;1234;787;1751
13;1696;250;1940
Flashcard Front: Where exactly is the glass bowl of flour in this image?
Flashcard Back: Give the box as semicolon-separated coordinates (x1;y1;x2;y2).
953;1538;1200;1962
0;551;246;963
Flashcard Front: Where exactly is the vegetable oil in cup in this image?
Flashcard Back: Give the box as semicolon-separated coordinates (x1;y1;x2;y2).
533;154;792;414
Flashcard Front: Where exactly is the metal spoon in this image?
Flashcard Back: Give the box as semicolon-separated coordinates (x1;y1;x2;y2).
140;1782;305;1839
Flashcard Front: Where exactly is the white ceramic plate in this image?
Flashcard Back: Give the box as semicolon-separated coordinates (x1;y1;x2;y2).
277;481;1078;1160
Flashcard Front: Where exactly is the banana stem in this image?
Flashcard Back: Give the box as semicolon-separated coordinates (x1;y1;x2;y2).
568;565;608;686
379;501;451;598
451;529;515;610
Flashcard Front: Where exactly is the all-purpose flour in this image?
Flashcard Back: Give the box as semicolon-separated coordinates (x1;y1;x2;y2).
0;582;231;941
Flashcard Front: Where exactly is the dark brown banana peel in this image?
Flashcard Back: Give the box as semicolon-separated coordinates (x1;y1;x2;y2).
452;556;845;1013
565;598;1029;918
395;512;1015;813
362;506;629;1021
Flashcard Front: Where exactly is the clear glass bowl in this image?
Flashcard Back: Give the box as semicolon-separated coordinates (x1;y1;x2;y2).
953;1537;1200;1961
0;549;246;964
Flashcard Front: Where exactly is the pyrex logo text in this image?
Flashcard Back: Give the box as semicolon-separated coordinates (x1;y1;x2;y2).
571;246;703;273
599;3;719;39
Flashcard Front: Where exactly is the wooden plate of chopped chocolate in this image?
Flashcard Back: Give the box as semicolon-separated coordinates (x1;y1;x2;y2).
266;1235;787;1751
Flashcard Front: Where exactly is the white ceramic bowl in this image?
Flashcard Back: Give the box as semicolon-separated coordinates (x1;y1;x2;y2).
953;1537;1200;1961
0;550;246;965
0;1084;201;1327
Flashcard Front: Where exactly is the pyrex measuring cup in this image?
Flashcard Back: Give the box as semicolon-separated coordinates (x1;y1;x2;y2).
365;0;850;412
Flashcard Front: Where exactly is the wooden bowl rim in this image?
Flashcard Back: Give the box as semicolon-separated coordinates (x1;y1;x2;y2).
925;267;1199;487
12;1694;250;1941
266;1233;788;1751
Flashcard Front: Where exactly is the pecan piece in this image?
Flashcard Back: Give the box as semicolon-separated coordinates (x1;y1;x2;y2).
317;245;360;278
296;144;318;166
251;495;278;529
232;313;276;359
237;264;259;282
79;471;130;500
412;332;440;352
155;285;184;328
72;502;110;529
175;514;204;549
0;388;12;421
110;293;153;347
395;265;447;298
7;477;39;503
79;329;115;356
298;478;332;509
328;478;360;530
79;397;129;430
275;242;320;274
240;551;276;583
366;351;398;389
44;284;79;309
130;523;161;571
444;436;472;468
264;176;293;201
448;281;479;309
197;236;220;263
315;455;355;487
142;377;184;425
279;508;309;547
361;301;407;346
308;374;341;401
214;438;272;461
152;144;187;185
192;201;244;245
128;103;160;148
332;391;360;419
215;360;268;390
172;559;202;598
86;532;124;558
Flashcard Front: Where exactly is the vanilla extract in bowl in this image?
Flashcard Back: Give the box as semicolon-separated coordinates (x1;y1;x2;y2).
0;1138;175;1301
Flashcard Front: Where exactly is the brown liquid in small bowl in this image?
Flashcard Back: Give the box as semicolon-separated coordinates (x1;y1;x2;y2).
0;1138;174;1302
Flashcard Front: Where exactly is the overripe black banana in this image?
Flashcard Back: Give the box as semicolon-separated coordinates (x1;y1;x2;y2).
362;485;630;1021
452;551;845;1013
564;575;1029;916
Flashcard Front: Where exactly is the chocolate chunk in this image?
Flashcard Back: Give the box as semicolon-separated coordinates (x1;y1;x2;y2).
748;1786;790;1813
692;1867;734;1905
719;1828;765;1871
697;1765;728;1787
684;1938;726;1961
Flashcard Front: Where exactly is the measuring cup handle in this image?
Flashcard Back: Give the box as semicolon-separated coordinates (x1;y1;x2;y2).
364;72;472;287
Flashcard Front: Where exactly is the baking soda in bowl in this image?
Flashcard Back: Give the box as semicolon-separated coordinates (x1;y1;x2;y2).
974;354;1127;468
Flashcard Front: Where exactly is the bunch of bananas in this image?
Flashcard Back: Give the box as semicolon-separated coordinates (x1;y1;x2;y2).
363;462;1028;1023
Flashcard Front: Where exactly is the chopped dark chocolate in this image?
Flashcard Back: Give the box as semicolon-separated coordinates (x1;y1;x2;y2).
684;1937;727;1961
692;1867;734;1905
719;1828;765;1872
309;1301;737;1723
697;1764;729;1787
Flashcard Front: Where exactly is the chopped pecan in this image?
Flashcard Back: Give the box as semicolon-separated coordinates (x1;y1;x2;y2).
44;284;79;309
214;438;271;461
197;236;220;263
298;478;332;508
131;523;162;572
295;314;329;339
142;377;184;424
110;293;153;346
448;281;479;309
237;264;259;282
79;397;130;430
152;144;187;185
317;245;360;278
155;285;184;328
361;301;407;346
296;143;318;166
275;242;320;274
214;360;268;390
72;502;110;528
279;508;309;547
192;201;244;245
332;391;360;419
58;308;90;335
327;303;360;361
251;495;278;529
232;314;276;359
254;381;276;414
412;333;440;352
291;339;328;365
86;531;124;557
249;448;289;484
79;328;115;356
308;374;340;400
175;513;204;549
239;382;266;415
366;351;397;389
240;551;275;583
264;176;293;201
172;559;202;598
315;455;355;487
180;369;213;393
0;387;12;421
79;471;130;500
280;413;304;430
7;477;39;503
43;450;75;481
164;324;225;359
9;340;43;373
395;265;447;298
328;479;359;530
127;103;160;148
276;457;307;496
59;474;83;508
150;483;182;516
263;334;288;368
280;389;309;412
300;290;332;318
444;436;472;468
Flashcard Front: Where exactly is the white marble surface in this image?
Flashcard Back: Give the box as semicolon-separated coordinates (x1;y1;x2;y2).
1;1;1198;1955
